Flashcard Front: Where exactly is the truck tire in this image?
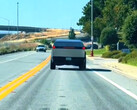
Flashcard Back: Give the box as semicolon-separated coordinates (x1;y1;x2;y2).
79;58;86;70
50;61;55;69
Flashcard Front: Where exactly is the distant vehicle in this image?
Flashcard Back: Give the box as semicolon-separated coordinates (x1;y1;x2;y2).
36;45;47;52
50;39;86;70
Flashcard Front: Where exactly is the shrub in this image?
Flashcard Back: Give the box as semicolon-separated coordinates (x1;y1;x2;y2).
112;52;127;59
0;48;8;55
0;42;37;55
121;50;137;63
105;45;110;51
100;27;119;46
102;50;121;58
127;57;137;66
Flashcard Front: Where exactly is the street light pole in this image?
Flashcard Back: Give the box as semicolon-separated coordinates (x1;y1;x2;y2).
91;0;94;57
17;2;19;39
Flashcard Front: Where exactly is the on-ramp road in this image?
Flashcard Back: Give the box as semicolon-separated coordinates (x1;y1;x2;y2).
0;51;137;110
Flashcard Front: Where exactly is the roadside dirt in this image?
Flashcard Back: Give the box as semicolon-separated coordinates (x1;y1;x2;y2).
87;56;137;80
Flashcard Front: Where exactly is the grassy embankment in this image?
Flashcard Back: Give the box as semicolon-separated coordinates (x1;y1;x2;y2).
86;48;137;67
120;50;137;67
88;48;137;67
101;49;137;67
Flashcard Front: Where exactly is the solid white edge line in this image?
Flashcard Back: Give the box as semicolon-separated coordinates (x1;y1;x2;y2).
93;71;137;101
0;52;35;64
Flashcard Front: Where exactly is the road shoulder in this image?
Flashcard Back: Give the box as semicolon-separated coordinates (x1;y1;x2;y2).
87;55;137;80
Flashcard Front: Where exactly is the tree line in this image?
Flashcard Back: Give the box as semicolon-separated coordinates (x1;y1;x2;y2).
77;0;137;49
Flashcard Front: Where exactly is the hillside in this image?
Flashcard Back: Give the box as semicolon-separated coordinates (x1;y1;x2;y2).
0;29;80;42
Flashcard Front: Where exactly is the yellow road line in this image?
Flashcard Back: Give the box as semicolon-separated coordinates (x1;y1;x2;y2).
0;55;51;101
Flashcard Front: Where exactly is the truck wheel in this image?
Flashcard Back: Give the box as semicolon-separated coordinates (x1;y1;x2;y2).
83;58;86;69
50;61;55;69
79;58;86;70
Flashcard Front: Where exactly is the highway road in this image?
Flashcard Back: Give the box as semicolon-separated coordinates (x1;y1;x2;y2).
0;51;137;110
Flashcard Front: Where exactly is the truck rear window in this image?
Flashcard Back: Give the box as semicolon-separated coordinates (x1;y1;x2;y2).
54;41;84;48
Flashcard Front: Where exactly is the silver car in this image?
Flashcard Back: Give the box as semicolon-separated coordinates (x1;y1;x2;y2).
50;39;86;70
36;45;47;52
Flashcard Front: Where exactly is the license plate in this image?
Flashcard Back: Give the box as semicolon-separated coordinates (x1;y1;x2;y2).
66;57;72;61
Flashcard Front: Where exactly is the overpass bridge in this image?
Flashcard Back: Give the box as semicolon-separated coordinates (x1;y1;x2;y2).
0;25;47;33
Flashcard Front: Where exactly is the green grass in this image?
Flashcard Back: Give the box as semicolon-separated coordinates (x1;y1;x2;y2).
86;48;106;56
127;57;137;67
121;50;137;67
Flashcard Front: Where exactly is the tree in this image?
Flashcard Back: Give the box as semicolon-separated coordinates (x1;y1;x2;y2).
77;1;91;26
83;21;91;36
123;0;137;10
100;27;119;46
122;11;137;48
93;17;106;42
102;0;130;30
68;28;76;39
77;0;103;35
77;0;134;45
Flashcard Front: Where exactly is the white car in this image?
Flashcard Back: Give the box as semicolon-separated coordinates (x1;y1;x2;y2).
36;45;47;52
50;39;86;70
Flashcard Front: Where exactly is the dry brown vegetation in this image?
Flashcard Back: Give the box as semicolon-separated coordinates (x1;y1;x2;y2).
0;41;38;55
0;29;80;55
0;29;80;42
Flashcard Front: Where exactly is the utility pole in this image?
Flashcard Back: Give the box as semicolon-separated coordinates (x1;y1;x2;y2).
17;2;19;39
91;0;94;57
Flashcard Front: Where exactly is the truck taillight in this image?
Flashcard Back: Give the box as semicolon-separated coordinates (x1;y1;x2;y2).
82;47;85;50
53;45;56;49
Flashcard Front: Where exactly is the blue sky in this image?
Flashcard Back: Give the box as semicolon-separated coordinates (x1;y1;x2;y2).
0;0;89;29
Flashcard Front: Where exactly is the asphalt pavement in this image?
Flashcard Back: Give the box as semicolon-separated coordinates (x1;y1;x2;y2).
0;51;137;110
